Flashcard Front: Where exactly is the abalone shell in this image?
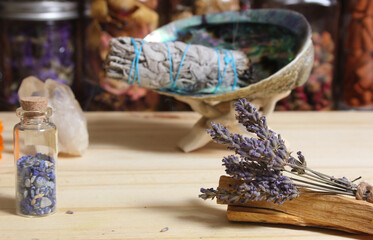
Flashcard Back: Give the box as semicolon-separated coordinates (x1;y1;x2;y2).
145;9;313;102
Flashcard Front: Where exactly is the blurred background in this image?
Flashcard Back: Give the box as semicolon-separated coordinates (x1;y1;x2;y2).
0;0;371;111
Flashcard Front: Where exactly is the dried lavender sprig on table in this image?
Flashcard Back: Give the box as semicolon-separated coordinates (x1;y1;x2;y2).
200;98;372;204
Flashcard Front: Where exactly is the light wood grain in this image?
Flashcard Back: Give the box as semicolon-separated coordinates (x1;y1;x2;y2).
0;111;373;239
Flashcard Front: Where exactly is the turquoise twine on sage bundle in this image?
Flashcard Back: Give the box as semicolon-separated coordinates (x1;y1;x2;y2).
165;42;191;91
129;38;238;93
213;48;238;93
128;38;146;86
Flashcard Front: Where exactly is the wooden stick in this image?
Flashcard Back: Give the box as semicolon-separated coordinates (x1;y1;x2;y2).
218;176;373;234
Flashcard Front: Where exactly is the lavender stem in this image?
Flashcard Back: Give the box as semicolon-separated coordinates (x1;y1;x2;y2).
287;163;353;186
290;178;354;194
284;169;355;191
293;184;355;196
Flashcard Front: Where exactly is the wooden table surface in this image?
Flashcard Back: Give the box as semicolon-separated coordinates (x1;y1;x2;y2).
1;111;373;240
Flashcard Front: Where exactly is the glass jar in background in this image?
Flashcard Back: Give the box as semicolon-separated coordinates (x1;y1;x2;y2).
14;96;57;217
0;1;79;110
252;0;341;110
84;0;161;111
170;0;241;21
340;0;373;109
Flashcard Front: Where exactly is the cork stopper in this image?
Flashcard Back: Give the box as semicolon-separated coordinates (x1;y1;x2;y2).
19;97;49;119
20;97;48;112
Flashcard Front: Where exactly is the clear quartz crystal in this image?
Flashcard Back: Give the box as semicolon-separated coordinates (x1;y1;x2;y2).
13;100;58;217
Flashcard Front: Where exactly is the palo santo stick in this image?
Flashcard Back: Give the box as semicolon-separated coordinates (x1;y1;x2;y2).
226;206;361;234
218;176;373;234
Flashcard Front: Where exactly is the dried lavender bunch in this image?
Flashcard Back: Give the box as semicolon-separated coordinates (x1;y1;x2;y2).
200;99;366;205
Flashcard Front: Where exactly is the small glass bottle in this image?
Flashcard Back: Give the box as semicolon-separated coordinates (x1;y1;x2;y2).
13;96;57;217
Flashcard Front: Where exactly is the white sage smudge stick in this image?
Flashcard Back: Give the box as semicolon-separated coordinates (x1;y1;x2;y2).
105;37;253;94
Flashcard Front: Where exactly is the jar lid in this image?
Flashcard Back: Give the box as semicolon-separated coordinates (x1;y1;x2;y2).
0;1;78;20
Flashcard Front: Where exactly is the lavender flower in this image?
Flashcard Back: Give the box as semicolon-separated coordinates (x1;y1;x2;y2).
200;99;361;205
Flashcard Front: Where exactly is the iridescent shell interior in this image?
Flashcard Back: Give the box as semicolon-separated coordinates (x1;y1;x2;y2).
145;9;313;101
